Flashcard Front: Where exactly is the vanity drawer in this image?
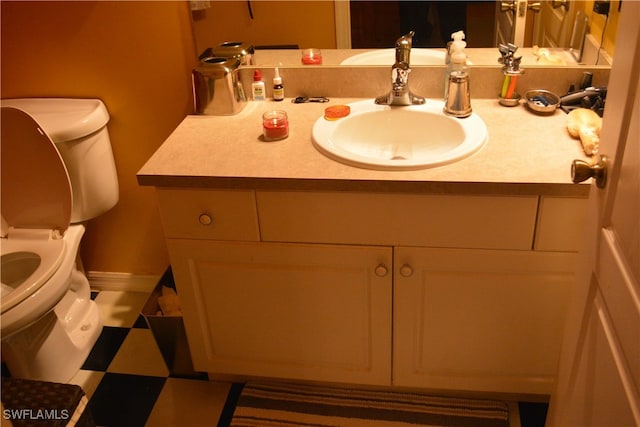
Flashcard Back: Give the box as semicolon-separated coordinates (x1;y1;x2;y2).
257;191;538;250
156;188;259;241
534;196;588;252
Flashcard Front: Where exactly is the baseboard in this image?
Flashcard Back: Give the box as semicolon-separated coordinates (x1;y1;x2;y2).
87;271;160;293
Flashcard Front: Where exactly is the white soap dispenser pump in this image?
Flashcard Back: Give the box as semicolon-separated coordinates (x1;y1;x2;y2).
444;31;469;98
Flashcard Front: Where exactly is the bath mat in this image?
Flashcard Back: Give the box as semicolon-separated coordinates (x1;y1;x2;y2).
230;382;510;427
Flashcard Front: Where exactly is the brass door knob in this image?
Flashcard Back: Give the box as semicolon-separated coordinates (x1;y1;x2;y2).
572;155;608;188
552;0;569;11
501;0;516;13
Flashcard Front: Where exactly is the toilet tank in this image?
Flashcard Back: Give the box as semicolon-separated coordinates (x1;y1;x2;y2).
1;98;119;223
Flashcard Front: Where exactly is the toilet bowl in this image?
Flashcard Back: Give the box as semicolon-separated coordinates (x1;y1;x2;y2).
1;99;119;383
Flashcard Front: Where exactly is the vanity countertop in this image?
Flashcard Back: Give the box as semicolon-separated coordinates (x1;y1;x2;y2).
137;98;591;196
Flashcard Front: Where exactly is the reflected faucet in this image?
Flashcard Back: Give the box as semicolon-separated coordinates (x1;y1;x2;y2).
375;31;426;106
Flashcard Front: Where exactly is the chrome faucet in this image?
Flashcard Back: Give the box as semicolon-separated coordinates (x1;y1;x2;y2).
375;31;426;106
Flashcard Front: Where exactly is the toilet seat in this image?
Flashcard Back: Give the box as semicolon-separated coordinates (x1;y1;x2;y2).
1;231;66;313
1;225;85;338
1;107;73;321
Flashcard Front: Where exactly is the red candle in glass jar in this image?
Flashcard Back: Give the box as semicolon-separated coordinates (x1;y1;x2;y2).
301;48;322;65
262;110;289;141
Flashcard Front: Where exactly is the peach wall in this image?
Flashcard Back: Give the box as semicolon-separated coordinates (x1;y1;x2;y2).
1;1;198;275
582;0;619;57
191;0;336;54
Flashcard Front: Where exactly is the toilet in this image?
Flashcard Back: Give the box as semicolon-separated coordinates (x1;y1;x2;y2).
1;98;119;383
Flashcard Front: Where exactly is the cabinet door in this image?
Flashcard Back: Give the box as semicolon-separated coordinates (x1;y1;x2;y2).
393;247;576;395
167;239;393;385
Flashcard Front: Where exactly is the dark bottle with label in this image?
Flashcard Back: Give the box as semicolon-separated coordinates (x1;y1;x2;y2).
273;67;284;101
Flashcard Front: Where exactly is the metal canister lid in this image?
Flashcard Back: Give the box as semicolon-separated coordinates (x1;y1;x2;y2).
194;57;241;79
213;42;255;65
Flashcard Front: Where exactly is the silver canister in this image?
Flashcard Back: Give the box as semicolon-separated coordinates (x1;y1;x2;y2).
212;41;255;65
444;70;472;118
192;57;246;116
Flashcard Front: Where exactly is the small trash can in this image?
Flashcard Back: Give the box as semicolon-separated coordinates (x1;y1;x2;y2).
142;267;201;378
192;56;246;116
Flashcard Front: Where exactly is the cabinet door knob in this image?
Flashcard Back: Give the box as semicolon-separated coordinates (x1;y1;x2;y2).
374;264;389;277
400;264;414;277
198;213;213;226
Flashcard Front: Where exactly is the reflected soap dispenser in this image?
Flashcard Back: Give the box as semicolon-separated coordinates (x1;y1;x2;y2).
444;31;468;98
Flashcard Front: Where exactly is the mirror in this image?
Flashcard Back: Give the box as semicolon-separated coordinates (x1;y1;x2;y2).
190;0;617;67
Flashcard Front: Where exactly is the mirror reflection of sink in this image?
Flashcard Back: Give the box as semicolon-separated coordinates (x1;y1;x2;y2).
340;48;445;65
312;100;487;170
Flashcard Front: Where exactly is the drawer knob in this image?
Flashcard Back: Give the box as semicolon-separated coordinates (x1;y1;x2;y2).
198;213;213;226
374;264;389;277
400;264;414;277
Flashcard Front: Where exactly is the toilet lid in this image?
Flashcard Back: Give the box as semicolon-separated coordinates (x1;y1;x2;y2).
1;107;72;235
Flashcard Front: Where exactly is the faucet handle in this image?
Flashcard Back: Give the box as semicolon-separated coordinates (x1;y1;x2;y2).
376;31;425;106
395;31;415;65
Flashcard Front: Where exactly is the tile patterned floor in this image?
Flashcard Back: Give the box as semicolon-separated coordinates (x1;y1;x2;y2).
3;288;549;427
71;290;233;427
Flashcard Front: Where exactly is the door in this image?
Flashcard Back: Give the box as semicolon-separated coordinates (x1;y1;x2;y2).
342;1;496;48
496;0;532;46
547;3;640;425
348;1;400;48
532;0;577;48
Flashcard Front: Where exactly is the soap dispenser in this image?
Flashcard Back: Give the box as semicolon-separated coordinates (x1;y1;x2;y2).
444;31;469;98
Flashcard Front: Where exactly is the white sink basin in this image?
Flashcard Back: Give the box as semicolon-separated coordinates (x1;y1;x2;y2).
312;100;487;170
340;48;445;65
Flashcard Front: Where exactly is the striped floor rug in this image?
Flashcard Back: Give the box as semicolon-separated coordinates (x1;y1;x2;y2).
230;382;510;427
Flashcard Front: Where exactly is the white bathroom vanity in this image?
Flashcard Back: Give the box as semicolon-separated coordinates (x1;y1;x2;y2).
139;94;591;398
